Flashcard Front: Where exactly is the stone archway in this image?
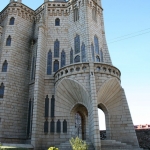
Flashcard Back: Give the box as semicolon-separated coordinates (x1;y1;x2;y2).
70;103;88;140
97;78;139;146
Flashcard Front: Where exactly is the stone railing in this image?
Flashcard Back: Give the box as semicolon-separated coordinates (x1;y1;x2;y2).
54;62;121;83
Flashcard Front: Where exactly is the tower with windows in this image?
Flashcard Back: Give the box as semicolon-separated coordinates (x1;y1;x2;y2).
0;0;140;150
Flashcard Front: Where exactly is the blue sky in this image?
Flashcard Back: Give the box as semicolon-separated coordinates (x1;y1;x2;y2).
1;0;150;129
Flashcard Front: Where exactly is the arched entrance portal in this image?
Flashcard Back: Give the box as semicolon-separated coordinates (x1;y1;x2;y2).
71;104;88;140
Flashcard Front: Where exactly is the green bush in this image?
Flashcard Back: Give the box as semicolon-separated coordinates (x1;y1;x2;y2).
47;147;58;150
70;137;88;150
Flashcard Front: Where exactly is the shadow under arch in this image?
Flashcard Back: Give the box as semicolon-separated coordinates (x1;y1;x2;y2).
70;103;88;140
98;103;111;140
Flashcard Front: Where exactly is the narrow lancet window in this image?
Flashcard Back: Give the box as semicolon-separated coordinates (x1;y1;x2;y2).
53;60;59;72
45;95;49;118
70;48;73;64
54;39;59;57
55;18;60;26
9;17;15;25
2;60;8;72
61;50;66;68
51;95;55;117
74;8;79;22
0;83;4;98
94;36;99;54
81;42;86;62
50;119;55;133
74;34;80;54
6;36;11;46
44;120;49;133
63;120;67;133
57;119;61;133
47;50;52;75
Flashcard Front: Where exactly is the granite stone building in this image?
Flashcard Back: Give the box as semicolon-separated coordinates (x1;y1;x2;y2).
0;0;142;150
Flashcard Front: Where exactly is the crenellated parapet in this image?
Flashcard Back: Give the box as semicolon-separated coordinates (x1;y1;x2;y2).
0;2;35;23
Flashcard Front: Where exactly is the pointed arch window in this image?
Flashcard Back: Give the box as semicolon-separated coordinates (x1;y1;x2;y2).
54;39;59;57
57;119;61;133
47;50;52;75
61;50;66;68
74;34;80;54
96;56;100;62
6;36;11;46
50;119;55;133
63;120;67;133
74;55;80;63
0;83;4;98
9;17;15;25
91;43;95;61
81;42;86;62
94;36;99;54
70;48;73;64
44;120;49;133
27;99;33;137
2;60;8;72
53;60;59;72
74;8;79;22
55;18;60;26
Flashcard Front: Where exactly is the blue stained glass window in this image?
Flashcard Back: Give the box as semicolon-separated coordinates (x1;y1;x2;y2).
74;55;80;63
91;43;95;61
47;50;52;75
0;83;4;98
2;60;8;72
74;34;80;54
96;56;100;62
9;17;15;25
100;50;104;62
54;39;59;57
61;50;66;68
81;42;86;62
94;36;99;54
53;60;59;72
70;48;73;64
55;18;60;26
6;36;11;46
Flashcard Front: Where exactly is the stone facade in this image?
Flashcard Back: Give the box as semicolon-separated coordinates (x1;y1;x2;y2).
0;0;141;150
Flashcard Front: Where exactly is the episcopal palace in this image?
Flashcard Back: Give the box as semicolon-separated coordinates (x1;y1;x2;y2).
0;0;142;149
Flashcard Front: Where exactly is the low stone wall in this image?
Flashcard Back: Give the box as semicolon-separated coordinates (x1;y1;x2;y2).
135;129;150;149
100;129;150;149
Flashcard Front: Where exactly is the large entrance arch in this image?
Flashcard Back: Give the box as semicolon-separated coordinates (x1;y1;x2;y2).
70;103;88;140
97;78;139;146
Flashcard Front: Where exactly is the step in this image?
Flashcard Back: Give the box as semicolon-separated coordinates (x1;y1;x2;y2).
1;143;34;149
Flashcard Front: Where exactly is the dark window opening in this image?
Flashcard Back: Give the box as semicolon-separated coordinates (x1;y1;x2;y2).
61;50;66;68
0;83;4;98
9;17;15;25
6;36;11;46
63;120;67;133
57;119;61;133
2;60;8;72
54;39;59;57
47;50;52;75
53;60;59;72
55;18;60;26
50;119;55;133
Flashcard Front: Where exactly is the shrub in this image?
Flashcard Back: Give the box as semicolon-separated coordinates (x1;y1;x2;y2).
70;137;88;150
48;147;59;150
